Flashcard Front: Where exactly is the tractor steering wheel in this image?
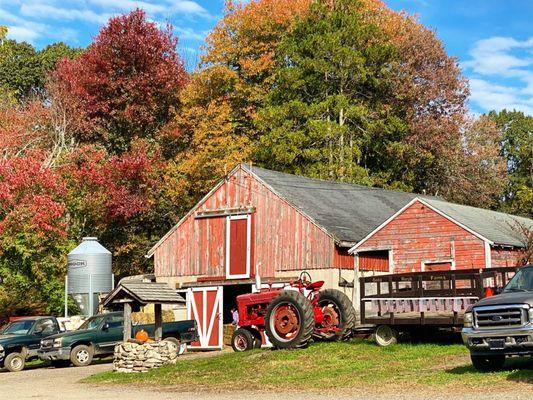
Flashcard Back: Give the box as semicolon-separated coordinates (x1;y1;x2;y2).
298;271;312;287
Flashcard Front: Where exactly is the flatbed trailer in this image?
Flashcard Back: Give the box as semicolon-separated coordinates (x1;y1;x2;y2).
357;267;517;345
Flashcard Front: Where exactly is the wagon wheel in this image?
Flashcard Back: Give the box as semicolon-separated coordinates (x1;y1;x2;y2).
374;325;398;347
265;290;314;349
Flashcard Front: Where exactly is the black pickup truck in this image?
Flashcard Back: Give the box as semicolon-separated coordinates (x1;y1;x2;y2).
462;264;533;370
0;316;63;372
38;312;198;367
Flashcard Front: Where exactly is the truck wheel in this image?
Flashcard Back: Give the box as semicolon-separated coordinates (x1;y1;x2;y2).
374;325;398;347
231;328;255;352
163;337;186;355
470;354;506;371
265;290;314;349
315;289;356;341
4;352;25;372
70;345;93;367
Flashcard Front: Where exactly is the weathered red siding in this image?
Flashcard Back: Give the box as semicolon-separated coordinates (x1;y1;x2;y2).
154;166;343;279
359;251;390;272
333;246;354;269
491;246;524;268
357;201;487;273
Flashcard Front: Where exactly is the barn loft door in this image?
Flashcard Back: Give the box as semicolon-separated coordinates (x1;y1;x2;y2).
226;214;251;279
186;286;223;349
358;250;390;272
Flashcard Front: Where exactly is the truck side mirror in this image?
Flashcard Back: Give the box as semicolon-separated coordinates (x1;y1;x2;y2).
102;323;110;331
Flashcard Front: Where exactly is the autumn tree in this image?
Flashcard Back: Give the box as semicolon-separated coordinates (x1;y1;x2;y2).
442;115;506;208
257;0;405;186
0;151;72;317
61;140;165;276
176;0;472;203
164;0;309;207
490;110;533;217
52;9;187;153
0;28;80;100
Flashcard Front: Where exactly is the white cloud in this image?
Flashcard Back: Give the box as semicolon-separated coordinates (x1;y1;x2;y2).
169;0;209;16
6;25;42;42
463;36;533;115
0;0;213;44
20;3;112;24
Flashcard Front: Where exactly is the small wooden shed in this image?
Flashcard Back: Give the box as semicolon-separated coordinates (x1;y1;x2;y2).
102;282;185;341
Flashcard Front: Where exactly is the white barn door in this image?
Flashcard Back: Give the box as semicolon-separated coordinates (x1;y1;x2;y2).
187;286;223;349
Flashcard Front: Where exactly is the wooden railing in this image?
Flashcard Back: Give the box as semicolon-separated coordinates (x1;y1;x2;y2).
359;267;517;326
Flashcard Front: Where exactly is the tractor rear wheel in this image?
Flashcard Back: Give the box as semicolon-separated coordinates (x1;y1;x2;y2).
315;289;356;341
265;290;314;349
231;328;255;352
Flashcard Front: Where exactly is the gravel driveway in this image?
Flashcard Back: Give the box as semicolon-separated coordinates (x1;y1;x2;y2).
1;359;530;400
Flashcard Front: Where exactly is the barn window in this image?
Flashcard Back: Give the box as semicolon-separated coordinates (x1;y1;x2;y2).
358;250;390;272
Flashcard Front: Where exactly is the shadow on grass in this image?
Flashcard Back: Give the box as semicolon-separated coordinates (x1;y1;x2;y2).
446;357;533;384
399;329;463;345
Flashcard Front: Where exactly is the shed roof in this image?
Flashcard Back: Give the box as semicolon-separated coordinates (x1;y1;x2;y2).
244;165;532;248
101;282;185;309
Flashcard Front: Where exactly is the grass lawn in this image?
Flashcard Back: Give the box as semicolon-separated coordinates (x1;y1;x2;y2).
86;339;533;392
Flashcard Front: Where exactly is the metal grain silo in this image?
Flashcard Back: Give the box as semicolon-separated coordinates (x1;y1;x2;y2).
66;237;113;316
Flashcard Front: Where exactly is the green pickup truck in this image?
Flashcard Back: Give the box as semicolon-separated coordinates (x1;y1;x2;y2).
38;312;198;368
0;316;63;372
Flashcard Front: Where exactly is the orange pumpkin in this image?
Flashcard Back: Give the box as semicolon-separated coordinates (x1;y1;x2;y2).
135;329;149;342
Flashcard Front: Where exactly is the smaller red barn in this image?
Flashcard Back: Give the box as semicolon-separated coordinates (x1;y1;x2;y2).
148;164;531;349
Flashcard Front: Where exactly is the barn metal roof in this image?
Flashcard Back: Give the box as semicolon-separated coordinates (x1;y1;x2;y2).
146;164;532;256
101;282;185;309
245;165;532;248
423;198;532;247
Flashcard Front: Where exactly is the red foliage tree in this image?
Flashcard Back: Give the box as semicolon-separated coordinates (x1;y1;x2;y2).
0;151;66;235
52;9;187;152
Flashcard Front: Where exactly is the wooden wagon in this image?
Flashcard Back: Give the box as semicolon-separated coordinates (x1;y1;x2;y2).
358;267;517;345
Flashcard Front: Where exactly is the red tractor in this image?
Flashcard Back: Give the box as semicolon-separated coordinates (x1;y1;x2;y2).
231;272;356;351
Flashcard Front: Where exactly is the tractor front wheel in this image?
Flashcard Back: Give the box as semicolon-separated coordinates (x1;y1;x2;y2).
315;289;356;341
265;290;314;349
231;328;255;352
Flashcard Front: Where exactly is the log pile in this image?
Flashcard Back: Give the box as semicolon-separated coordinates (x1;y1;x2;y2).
113;341;178;373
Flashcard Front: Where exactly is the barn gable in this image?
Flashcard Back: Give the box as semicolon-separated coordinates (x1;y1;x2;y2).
149;165;353;281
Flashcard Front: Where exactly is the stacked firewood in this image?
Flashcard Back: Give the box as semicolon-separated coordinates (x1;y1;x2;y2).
113;341;178;373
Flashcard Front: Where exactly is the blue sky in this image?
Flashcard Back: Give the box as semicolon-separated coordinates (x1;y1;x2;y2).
0;0;532;115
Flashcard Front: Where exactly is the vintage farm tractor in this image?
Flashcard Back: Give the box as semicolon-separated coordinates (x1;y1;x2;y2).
231;271;356;351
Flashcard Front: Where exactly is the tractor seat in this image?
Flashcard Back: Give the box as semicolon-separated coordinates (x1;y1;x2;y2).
306;280;324;290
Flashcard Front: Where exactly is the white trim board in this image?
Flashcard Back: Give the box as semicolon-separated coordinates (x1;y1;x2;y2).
349;197;493;254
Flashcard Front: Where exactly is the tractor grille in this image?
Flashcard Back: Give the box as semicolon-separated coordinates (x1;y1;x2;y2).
473;305;528;329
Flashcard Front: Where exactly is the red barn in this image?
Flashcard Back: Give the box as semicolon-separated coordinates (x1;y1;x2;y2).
148;164;531;349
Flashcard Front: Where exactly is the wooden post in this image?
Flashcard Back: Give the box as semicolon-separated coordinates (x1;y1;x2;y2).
123;302;132;342
154;303;163;341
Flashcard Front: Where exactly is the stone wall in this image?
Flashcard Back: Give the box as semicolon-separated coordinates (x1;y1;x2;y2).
113;341;178;373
